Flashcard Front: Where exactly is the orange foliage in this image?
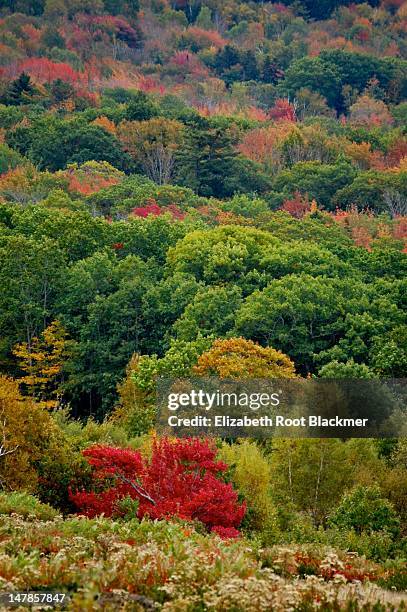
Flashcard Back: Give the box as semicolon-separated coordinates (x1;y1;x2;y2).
238;122;296;166
92;116;117;135
332;206;407;251
351;226;372;250
393;217;407;252
280;192;310;219
268;98;296;122
349;95;393;127
63;161;124;196
193;337;296;379
138;76;165;94
386;139;407;168
187;27;226;49
343;141;385;170
6;58;87;85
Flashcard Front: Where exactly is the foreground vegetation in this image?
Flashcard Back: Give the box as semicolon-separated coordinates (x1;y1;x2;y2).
0;493;405;611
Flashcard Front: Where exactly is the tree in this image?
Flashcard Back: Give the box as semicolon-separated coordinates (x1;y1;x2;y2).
268;438;382;525
70;438;246;537
262;55;284;85
272;161;357;210
268;99;296;122
195;5;212;29
123;91;158;121
349;95;393;126
175;126;238;198
0;376;68;491
319;49;406;106
50;79;74;104
61;256;154;418
280;192;310;219
318;359;375;379
329;485;400;536
0;234;65;366
1;72;35;106
280;57;342;110
279;0;380;19
294;88;333;120
7;116;132;172
12;320;70;408
234;275;369;373
0;143;23;175
334;170;407;213
62;160;124;196
174;286;242;341
241;50;259;81
118;118;183;184
193;337;296;379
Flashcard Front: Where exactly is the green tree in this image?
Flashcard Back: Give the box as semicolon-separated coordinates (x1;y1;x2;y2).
329;485;400;536
124;91;158;122
175;126;238;197
272;161;357;210
0;143;23;174
268;438;382;525
280;57;342;110
235;275;369;372
0;235;65;367
1;73;35;106
173;285;242;341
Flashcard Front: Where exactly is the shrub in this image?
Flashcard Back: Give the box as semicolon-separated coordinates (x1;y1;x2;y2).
0;492;59;521
70;438;246;535
218;440;277;531
329;485;400;536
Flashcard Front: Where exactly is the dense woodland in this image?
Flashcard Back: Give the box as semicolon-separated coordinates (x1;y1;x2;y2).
0;0;406;609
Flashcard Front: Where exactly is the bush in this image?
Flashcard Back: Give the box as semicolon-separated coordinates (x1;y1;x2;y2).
70;438;246;535
218;440;277;531
329;485;400;536
0;492;59;521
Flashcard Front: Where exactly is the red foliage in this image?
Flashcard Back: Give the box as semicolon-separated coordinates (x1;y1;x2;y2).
281;192;310;219
132;200;185;220
268;98;296;122
273;2;291;13
187;27;226;49
294;553;377;583
7;58;85;85
138;76;165;95
211;526;241;539
386;138;407;167
69;438;246;535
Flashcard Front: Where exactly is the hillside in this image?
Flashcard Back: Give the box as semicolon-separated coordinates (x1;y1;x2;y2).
0;1;406;610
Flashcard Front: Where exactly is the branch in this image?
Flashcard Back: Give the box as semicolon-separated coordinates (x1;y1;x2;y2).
115;472;156;505
0;420;18;459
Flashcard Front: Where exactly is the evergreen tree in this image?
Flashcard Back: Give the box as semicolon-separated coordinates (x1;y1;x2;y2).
215;45;240;73
242;50;259;81
262;55;284;84
2;72;34;106
175;127;238;198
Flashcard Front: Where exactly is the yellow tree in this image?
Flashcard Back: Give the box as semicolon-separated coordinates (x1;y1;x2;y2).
12;320;70;408
192;337;296;379
0;376;56;489
117;118;183;184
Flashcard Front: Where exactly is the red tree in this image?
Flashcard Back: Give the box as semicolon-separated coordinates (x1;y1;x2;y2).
132;200;185;220
70;438;246;537
280;192;310;218
268;98;296;122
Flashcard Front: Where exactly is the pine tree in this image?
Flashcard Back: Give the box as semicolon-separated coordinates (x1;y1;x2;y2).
3;72;34;106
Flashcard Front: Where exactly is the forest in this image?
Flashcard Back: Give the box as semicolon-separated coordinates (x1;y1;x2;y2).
0;0;406;609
